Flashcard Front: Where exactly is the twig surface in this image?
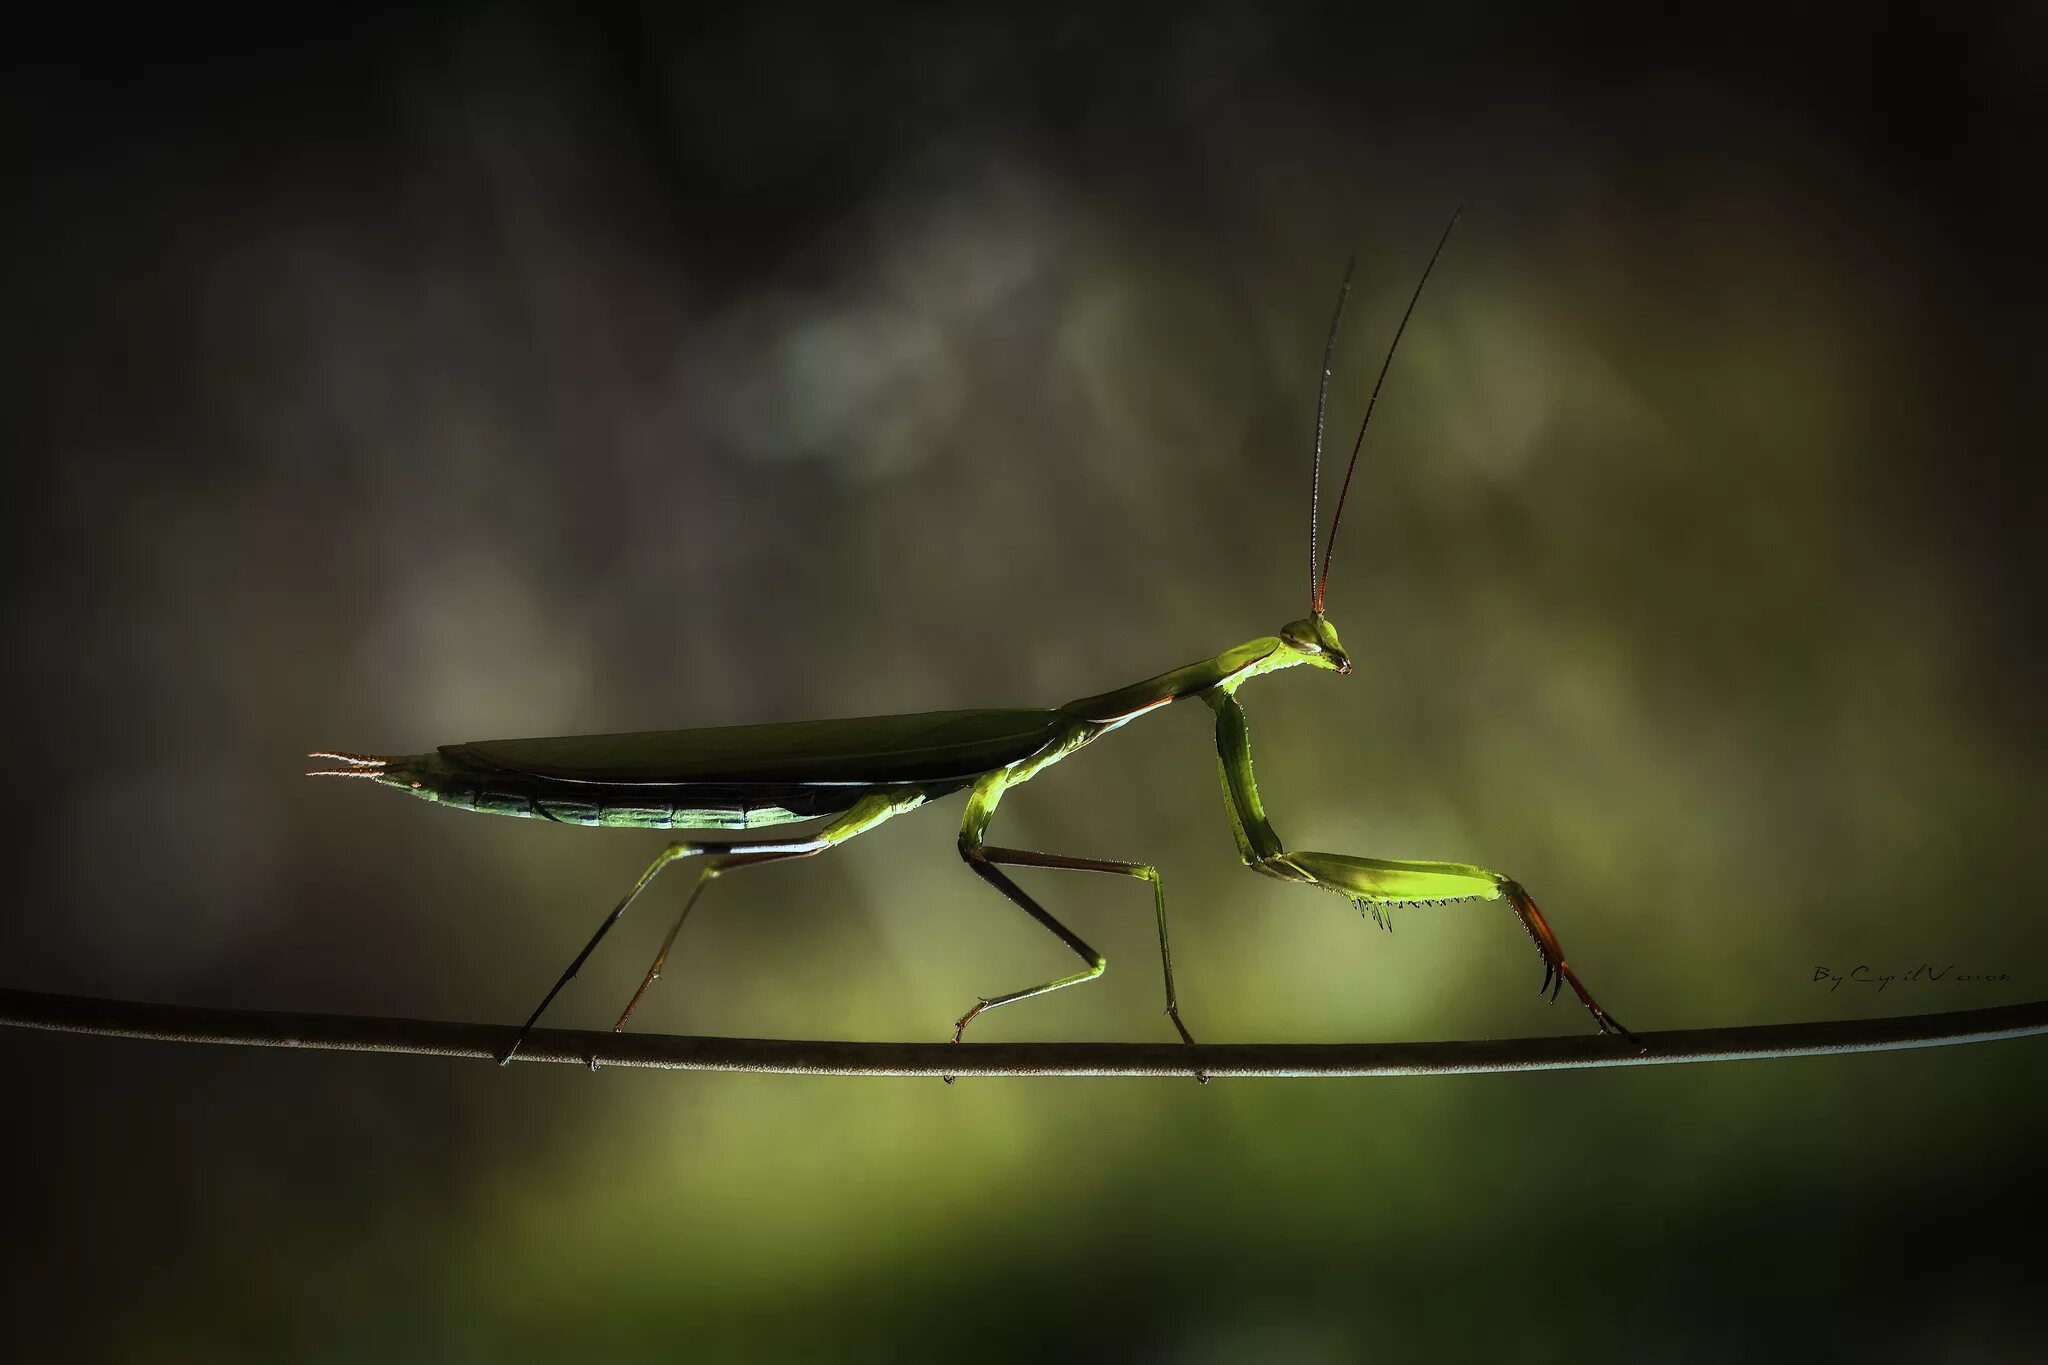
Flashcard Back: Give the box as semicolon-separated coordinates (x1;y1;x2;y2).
4;987;2043;1077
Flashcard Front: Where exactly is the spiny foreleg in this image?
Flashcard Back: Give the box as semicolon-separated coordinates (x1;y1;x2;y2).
1204;689;1637;1046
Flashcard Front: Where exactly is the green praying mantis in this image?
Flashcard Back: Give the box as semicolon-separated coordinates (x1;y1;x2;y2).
310;211;1638;1066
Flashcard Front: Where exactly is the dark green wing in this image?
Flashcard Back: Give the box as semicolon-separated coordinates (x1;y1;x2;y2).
442;708;1066;787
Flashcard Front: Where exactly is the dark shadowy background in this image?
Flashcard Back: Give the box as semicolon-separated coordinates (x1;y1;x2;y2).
5;4;2044;1360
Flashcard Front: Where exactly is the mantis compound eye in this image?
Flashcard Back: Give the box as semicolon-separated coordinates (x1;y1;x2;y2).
1280;619;1325;651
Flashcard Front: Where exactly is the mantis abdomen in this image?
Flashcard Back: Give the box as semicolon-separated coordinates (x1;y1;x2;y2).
312;748;917;831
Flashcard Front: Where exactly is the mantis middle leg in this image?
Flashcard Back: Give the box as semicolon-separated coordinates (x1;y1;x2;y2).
952;770;1198;1048
1204;689;1637;1045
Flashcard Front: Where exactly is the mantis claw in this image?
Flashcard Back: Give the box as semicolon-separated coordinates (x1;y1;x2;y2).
944;998;994;1083
1592;1006;1645;1052
951;998;991;1044
1163;1009;1208;1082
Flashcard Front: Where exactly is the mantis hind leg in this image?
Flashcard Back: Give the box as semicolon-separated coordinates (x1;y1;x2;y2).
498;789;920;1064
612;863;721;1034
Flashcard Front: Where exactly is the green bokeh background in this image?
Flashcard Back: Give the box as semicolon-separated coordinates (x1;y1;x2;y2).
5;6;2043;1361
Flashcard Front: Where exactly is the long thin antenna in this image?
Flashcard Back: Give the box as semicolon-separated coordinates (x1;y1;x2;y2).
1313;206;1461;615
1310;258;1355;612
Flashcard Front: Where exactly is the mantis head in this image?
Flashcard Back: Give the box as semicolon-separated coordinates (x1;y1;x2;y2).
1279;613;1350;674
1298;209;1458;680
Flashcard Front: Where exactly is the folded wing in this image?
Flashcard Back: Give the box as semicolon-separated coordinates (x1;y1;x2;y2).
442;707;1066;788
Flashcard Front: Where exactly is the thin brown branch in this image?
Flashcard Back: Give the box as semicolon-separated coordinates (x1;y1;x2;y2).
3;986;2043;1076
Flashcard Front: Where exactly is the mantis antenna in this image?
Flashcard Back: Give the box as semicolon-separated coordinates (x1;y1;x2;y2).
1309;257;1356;612
1312;205;1463;616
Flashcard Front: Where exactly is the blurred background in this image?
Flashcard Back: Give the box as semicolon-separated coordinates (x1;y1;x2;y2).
4;4;2044;1360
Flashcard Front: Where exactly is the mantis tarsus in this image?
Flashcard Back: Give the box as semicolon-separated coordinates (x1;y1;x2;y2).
311;211;1639;1067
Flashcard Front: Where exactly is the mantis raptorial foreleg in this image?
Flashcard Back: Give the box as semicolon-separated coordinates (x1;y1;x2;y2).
501;790;920;1063
1204;690;1636;1044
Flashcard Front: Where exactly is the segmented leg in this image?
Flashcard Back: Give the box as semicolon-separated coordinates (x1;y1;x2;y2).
498;790;919;1064
609;822;916;1035
608;851;782;1034
947;773;1204;1080
1500;877;1632;1043
1206;690;1638;1047
974;846;1196;1047
1275;852;1637;1046
613;865;720;1033
951;851;1105;1040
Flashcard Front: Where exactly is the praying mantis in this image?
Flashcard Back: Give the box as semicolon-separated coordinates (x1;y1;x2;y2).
310;211;1638;1065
